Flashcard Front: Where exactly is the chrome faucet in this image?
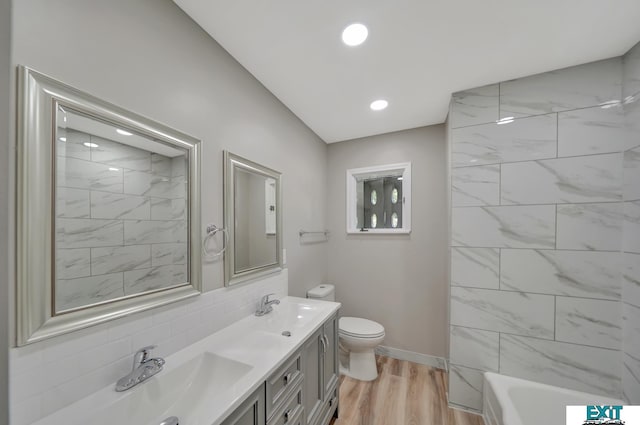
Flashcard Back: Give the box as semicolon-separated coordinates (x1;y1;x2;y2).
256;293;280;316
115;345;165;392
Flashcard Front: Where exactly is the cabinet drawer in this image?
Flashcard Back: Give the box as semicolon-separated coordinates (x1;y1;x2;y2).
266;351;303;418
314;386;338;425
268;385;303;425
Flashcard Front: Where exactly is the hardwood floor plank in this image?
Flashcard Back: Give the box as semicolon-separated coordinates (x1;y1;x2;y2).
331;355;484;425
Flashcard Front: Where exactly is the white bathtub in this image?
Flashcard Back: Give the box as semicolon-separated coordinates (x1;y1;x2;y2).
483;373;623;425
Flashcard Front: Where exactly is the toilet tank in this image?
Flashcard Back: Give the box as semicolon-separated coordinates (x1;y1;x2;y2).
307;284;335;302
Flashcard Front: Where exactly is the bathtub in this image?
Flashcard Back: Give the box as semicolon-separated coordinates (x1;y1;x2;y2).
483;373;623;425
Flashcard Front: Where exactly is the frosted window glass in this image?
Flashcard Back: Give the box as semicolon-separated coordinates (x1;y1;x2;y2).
371;213;377;228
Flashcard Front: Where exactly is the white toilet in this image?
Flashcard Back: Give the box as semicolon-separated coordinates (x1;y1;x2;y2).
307;284;385;381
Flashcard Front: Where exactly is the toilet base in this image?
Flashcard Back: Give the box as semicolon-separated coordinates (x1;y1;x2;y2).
340;349;379;381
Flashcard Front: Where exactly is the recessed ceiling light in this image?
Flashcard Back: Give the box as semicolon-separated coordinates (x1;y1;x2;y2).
83;142;99;148
116;129;133;136
342;23;368;46
59;137;67;142
108;167;119;171
370;99;388;111
496;117;514;125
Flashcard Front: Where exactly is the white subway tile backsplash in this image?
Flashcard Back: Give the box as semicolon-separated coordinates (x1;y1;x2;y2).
555;297;622;349
500;334;622;397
90;191;150;220
450;326;499;372
556;203;623;251
623;353;640;404
451;114;557;167
450;286;555;339
124;170;177;198
500;58;622;118
452;165;500;206
500;249;621;300
56;188;90;218
501;154;623;205
452;205;556;248
151;153;173;177
451;247;499;289
91;245;151;275
626;95;640;150
448;365;484;411
150;198;186;220
557;105;626;157
450;84;499;128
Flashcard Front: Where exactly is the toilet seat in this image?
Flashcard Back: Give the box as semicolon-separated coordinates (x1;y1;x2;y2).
339;317;385;339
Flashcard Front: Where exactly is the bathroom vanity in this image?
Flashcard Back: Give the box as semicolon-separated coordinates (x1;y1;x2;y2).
32;297;340;425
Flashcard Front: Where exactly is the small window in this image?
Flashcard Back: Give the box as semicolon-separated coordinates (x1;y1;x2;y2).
346;162;411;234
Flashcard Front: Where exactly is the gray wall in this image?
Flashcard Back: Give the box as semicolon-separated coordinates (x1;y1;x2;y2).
622;40;640;404
327;126;448;358
448;57;627;411
0;0;10;422
11;0;328;296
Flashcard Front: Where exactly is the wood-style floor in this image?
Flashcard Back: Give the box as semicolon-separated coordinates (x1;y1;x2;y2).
330;355;485;425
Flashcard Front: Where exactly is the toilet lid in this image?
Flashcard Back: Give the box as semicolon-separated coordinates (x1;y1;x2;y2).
339;317;385;338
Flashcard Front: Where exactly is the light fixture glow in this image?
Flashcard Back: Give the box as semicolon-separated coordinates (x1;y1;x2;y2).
397;176;403;181
496;116;514;125
116;129;133;136
83;142;99;148
370;99;388;111
108;167;119;171
342;23;368;46
59;137;67;142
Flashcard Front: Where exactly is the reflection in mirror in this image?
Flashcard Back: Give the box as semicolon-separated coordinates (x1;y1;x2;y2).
233;168;277;273
55;107;189;314
224;151;282;286
16;66;201;345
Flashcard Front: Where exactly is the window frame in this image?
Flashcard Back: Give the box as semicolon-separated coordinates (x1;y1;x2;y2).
346;162;411;234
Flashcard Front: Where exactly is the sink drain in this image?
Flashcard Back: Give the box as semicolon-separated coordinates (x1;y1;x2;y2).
282;331;291;337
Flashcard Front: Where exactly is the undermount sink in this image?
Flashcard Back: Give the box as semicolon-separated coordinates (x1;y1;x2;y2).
92;352;252;425
252;300;319;334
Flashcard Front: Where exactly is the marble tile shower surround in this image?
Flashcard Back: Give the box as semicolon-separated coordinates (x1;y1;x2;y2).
55;129;188;311
447;55;639;412
9;270;289;425
622;41;640;405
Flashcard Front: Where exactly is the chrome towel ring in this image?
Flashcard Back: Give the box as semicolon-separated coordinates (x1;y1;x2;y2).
203;224;228;259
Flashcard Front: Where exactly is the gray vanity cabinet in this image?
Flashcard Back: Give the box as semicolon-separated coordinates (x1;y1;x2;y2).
221;385;266;425
222;311;339;425
303;313;339;425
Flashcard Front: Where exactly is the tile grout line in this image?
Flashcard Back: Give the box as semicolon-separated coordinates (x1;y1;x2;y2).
451;284;620;302
452;151;623;169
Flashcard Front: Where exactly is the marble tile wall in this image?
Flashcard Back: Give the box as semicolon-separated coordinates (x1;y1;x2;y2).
622;41;640;405
55;129;188;311
448;56;629;411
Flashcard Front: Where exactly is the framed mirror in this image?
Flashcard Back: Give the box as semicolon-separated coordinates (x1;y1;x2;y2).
223;151;282;286
16;66;202;346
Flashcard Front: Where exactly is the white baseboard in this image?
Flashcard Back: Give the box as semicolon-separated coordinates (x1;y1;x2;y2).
374;345;447;370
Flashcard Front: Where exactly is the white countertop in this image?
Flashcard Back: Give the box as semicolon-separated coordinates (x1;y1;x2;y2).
33;296;341;425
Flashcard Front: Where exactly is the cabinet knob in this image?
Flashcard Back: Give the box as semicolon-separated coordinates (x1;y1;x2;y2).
283;372;292;385
284;408;292;423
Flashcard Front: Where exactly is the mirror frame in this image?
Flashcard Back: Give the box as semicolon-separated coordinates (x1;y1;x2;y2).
223;151;283;286
16;66;202;346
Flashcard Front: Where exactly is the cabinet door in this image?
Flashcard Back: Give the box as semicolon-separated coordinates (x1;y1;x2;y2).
322;314;339;399
303;329;323;425
221;384;266;425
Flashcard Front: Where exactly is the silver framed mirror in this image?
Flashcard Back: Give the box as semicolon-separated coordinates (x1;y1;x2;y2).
16;66;202;346
223;151;283;286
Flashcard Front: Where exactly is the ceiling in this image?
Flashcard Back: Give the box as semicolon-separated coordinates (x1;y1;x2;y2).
173;0;640;143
